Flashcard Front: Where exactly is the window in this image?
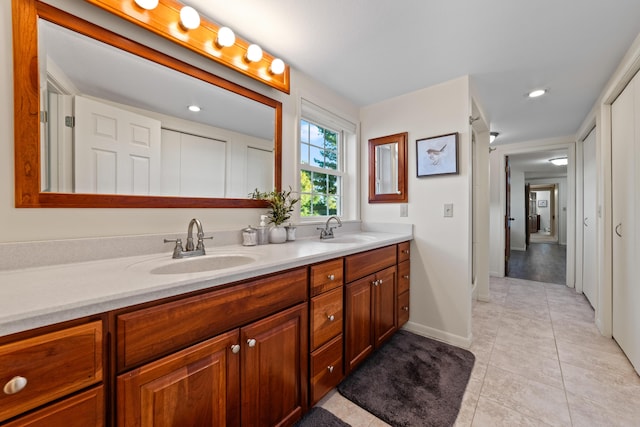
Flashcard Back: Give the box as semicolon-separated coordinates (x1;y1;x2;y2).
299;119;342;217
299;98;358;221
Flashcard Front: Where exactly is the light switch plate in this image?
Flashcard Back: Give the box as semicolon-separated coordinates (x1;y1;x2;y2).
444;203;454;217
400;204;408;217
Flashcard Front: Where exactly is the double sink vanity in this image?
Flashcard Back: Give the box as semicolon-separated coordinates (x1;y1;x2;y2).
0;224;412;426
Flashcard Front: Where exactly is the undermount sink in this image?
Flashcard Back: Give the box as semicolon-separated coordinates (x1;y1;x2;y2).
319;234;377;244
150;254;256;275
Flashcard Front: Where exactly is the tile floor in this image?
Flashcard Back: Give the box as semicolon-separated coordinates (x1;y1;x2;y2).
508;243;567;285
317;276;640;426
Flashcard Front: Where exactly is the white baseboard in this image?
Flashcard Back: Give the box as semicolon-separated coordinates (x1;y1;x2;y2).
402;321;472;349
477;292;491;302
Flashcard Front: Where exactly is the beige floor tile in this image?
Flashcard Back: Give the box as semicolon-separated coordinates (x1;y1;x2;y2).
494;327;558;360
498;310;555;338
454;391;480;427
471;396;554;427
480;365;571;426
556;339;636;377
489;343;563;389
318;391;378;426
567;391;640;427
561;362;640;420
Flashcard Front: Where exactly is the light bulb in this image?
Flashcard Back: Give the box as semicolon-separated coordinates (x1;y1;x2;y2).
216;27;235;48
270;58;285;75
180;6;200;30
246;44;263;62
134;0;158;10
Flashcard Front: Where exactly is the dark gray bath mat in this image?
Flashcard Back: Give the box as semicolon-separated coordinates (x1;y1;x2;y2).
337;330;475;427
294;407;350;427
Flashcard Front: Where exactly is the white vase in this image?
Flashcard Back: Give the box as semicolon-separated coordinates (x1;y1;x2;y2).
269;226;287;244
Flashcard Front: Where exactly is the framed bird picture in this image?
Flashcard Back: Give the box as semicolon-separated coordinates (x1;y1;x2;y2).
416;133;459;177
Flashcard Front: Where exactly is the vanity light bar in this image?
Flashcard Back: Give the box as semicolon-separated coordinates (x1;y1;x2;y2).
85;0;290;93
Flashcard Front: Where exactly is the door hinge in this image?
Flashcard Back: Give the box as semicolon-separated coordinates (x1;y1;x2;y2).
40;110;48;123
65;116;75;128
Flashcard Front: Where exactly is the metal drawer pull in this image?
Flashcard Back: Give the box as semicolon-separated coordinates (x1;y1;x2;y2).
4;376;27;395
328;365;334;373
403;249;409;254
402;306;409;311
247;338;256;348
327;314;335;321
231;344;240;354
615;223;622;237
403;275;410;279
327;274;335;281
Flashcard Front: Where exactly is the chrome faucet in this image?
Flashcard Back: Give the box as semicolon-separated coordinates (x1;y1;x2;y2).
317;215;342;239
164;218;213;258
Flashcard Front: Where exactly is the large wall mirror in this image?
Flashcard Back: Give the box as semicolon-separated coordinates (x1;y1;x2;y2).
368;132;408;203
13;0;281;208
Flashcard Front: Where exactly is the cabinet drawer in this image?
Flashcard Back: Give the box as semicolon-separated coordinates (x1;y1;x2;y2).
117;267;307;371
3;386;104;427
398;291;410;327
398;241;411;263
398;260;410;295
310;335;343;405
345;245;396;283
310;258;343;297
310;287;343;351
0;321;103;423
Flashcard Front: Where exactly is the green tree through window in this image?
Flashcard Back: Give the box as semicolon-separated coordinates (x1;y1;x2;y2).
300;120;341;217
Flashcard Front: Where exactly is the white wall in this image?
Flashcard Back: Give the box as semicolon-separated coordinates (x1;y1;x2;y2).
360;77;473;347
0;0;359;242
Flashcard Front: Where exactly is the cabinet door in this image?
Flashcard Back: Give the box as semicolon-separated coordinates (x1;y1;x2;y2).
345;276;374;374
373;266;397;347
117;329;240;427
241;303;308;427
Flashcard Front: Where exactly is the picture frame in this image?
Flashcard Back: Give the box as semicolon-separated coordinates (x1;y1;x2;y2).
538;200;548;207
416;132;459;177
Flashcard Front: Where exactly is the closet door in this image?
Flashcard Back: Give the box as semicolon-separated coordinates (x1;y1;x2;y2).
611;72;640;373
582;128;597;307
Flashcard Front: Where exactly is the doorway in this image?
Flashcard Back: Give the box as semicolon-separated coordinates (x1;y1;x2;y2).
528;184;558;244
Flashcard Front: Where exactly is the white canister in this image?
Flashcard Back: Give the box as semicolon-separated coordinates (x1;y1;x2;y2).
285;225;297;241
242;225;257;246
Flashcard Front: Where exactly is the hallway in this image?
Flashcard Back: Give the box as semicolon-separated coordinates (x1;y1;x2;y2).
464;277;640;426
508;242;566;285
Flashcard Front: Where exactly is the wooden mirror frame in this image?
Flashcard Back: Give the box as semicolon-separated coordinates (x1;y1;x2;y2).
13;0;281;208
368;132;408;203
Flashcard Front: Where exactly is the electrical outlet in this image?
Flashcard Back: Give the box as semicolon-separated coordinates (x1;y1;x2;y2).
444;203;454;217
400;204;408;217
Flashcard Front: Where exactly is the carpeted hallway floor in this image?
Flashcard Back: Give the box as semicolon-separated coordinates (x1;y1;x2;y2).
508;242;566;285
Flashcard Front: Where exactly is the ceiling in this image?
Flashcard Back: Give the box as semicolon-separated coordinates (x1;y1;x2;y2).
186;0;640;146
509;150;568;180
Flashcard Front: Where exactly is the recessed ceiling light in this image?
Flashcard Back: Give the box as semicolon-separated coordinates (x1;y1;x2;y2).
489;132;499;143
528;89;547;98
549;157;568;166
188;105;201;112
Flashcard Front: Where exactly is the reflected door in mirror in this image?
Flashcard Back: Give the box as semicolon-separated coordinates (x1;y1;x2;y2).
368;133;408;203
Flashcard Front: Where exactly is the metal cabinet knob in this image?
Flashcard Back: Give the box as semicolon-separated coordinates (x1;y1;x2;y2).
328;274;335;281
403;275;410;279
328;365;334;373
402;306;409;311
403;249;409;254
378;279;383;285
247;338;256;348
231;344;240;354
372;279;379;286
3;376;27;395
327;314;335;321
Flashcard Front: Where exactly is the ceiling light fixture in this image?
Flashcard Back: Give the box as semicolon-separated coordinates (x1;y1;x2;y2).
245;44;263;62
489;132;499;143
528;89;547;98
188;105;201;112
270;58;285;75
134;0;158;10
216;27;235;48
549;157;568;166
179;6;200;30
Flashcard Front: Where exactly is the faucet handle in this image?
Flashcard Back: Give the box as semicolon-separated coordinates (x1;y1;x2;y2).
164;238;184;259
196;235;214;250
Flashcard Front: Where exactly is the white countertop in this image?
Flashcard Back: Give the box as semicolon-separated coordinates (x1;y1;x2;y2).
0;229;412;337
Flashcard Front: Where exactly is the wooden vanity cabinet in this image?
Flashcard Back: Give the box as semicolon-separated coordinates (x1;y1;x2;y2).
344;246;398;374
308;258;344;405
115;268;308;427
0;320;104;426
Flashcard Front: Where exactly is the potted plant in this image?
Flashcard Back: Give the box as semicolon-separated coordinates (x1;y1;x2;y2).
250;187;299;243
